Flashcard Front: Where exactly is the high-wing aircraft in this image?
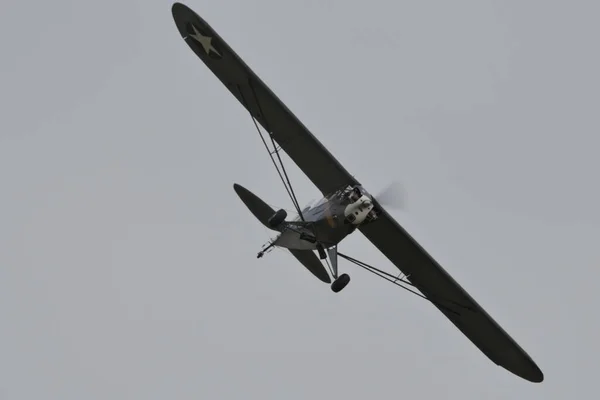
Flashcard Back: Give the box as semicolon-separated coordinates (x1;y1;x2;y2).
171;2;544;383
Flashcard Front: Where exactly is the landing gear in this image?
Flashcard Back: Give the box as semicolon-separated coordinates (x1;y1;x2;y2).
323;245;351;293
331;273;351;293
316;243;327;260
268;209;287;228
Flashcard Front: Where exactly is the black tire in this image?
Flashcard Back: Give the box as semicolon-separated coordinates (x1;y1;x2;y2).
268;209;287;227
331;273;351;293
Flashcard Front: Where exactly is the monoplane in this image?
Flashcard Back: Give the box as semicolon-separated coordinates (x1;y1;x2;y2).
171;2;543;383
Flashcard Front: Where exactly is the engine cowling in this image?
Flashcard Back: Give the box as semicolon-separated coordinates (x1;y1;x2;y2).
267;209;287;227
344;195;374;225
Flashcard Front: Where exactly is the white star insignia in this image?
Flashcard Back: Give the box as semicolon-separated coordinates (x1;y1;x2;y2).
189;25;222;57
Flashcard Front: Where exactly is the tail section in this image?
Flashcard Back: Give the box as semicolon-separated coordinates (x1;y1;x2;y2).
233;183;278;230
234;183;331;284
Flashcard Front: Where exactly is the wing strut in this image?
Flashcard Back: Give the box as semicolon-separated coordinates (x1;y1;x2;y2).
337;252;476;316
236;82;305;221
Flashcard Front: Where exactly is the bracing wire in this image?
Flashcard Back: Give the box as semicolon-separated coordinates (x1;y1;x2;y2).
247;80;304;220
236;83;305;221
337;252;474;316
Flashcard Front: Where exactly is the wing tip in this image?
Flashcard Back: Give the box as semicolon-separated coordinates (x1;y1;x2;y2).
498;354;544;383
171;2;186;12
511;368;544;383
516;363;544;383
532;369;544;383
171;2;186;18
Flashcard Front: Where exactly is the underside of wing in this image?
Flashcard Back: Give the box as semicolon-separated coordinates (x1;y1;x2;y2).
172;3;358;196
359;205;544;383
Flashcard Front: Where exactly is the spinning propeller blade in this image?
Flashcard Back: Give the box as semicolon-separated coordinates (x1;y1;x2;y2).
374;181;407;210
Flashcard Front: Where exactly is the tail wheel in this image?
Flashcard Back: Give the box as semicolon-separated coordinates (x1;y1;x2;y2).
331;273;350;293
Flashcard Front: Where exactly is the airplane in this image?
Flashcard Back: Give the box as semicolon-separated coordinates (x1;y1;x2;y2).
171;2;544;383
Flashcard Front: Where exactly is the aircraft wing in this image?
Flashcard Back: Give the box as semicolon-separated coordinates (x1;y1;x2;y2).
172;2;358;196
358;205;544;382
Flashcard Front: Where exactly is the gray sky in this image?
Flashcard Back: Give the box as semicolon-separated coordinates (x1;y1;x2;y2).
1;0;598;398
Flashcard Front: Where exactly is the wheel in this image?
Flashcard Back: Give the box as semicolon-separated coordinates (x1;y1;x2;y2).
268;209;287;227
331;273;350;293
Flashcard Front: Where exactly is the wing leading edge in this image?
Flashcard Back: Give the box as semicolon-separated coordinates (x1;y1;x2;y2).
172;2;543;382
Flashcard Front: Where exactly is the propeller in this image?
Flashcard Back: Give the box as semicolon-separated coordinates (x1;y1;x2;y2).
374;181;407;210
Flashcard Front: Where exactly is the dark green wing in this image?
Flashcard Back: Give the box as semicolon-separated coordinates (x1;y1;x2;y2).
359;205;544;383
172;2;358;196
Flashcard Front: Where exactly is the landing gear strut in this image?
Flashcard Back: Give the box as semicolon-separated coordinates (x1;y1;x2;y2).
316;244;327;260
324;245;351;293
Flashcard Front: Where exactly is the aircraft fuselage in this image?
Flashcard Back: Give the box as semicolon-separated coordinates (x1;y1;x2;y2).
272;185;379;250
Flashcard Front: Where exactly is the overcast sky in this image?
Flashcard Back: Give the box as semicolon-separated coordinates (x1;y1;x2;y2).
1;0;599;398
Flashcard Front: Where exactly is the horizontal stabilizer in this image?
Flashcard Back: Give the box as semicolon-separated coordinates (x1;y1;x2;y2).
233;183;277;230
289;249;331;283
